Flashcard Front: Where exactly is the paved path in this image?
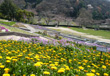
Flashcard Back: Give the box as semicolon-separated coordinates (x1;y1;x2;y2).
22;23;37;33
0;23;50;41
47;27;110;43
0;35;29;40
19;23;49;41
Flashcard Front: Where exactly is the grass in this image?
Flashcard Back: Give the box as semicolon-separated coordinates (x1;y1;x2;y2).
12;24;26;28
69;27;110;39
48;27;81;35
48;27;110;39
0;21;16;26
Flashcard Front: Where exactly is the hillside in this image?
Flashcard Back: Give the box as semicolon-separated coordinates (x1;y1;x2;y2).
0;0;110;19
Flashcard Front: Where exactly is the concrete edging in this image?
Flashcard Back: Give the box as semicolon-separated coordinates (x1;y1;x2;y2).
0;32;38;38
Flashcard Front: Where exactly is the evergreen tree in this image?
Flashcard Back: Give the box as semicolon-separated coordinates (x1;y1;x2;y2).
15;10;34;23
0;0;19;20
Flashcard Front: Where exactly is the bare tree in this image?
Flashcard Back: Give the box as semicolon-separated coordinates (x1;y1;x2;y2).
76;8;93;28
40;11;53;25
53;15;64;27
64;17;73;26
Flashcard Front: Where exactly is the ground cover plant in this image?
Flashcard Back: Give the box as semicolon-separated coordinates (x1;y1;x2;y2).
0;25;35;35
0;25;8;32
0;21;16;26
0;38;110;76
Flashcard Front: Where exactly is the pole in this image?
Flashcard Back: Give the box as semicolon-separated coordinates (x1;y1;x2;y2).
100;51;102;61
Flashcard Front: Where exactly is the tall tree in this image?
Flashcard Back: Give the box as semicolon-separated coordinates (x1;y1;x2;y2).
15;10;34;22
76;8;93;27
0;0;19;20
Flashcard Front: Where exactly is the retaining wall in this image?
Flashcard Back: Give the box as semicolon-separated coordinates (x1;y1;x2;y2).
0;32;38;37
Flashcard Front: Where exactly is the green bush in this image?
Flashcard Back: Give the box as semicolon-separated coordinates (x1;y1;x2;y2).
38;31;42;34
58;36;63;40
43;30;48;35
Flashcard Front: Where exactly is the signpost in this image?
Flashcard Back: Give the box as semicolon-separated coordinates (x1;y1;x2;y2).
96;46;107;61
96;46;107;52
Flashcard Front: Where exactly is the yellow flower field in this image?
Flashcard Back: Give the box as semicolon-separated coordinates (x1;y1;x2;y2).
0;40;110;76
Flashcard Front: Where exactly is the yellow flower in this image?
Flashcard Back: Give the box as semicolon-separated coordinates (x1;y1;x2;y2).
91;69;95;73
0;63;2;66
12;59;17;62
23;74;26;76
0;56;2;59
4;68;10;73
34;62;43;67
30;74;35;76
18;54;22;57
69;59;72;63
58;68;65;73
86;73;95;76
87;65;91;68
73;59;76;61
6;60;11;63
51;66;57;70
6;57;11;60
65;66;70;71
84;70;88;73
34;63;41;67
43;71;50;75
78;66;84;70
54;62;59;66
83;63;86;65
50;64;55;67
102;65;106;69
78;62;81;64
96;73;100;76
3;73;10;76
0;65;5;68
66;67;70;71
104;73;109;76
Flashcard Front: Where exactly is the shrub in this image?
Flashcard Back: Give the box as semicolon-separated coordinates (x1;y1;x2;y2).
43;30;47;35
58;36;63;40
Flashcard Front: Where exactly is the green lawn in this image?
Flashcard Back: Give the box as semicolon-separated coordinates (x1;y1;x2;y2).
0;21;16;26
70;27;110;39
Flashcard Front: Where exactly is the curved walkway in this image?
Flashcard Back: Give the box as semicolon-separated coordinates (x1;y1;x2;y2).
22;23;37;33
47;27;110;43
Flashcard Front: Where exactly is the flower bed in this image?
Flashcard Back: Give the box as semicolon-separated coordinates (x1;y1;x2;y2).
0;25;8;32
32;25;51;31
0;39;110;76
19;37;74;47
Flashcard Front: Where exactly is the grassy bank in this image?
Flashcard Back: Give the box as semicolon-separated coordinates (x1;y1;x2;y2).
0;21;16;26
69;27;110;39
0;24;35;35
